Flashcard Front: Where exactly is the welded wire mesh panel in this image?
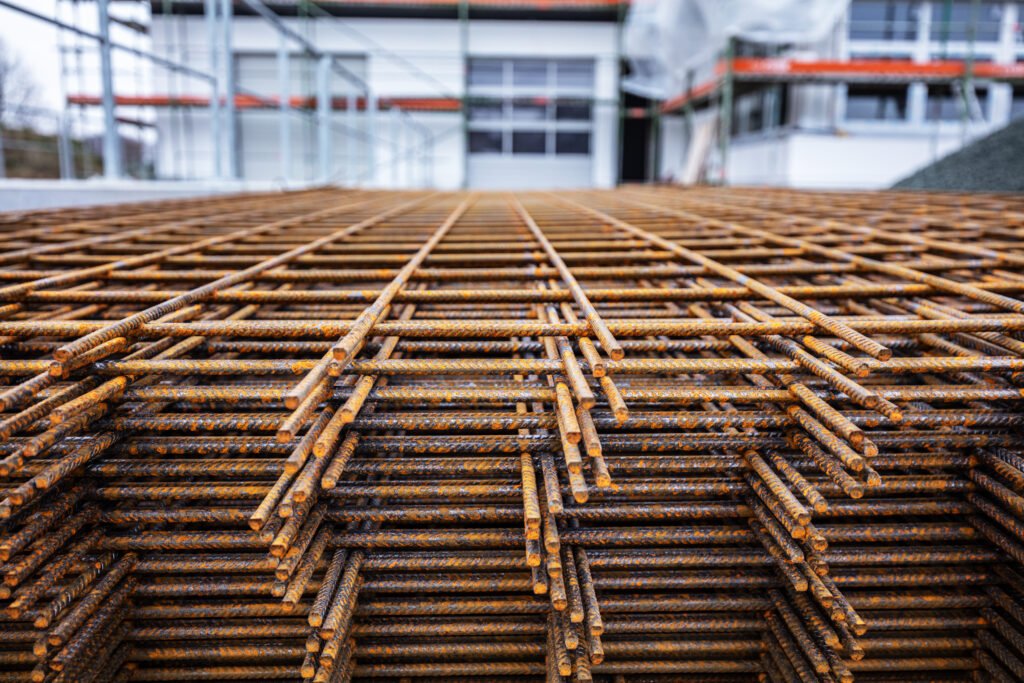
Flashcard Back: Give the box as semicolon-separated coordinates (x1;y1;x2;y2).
0;186;1022;682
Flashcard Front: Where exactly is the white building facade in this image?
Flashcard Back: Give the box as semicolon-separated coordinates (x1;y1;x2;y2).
657;0;1024;189
148;2;622;190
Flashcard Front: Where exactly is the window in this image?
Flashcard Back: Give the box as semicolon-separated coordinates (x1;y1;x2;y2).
556;60;594;89
929;2;1003;41
730;85;787;137
512;131;547;154
513;60;547;87
469;131;503;154
465;58;595;158
731;91;766;136
468;103;503;121
556;132;590;155
511;100;547;121
925;84;989;120
849;1;918;41
469;60;503;87
846;85;909;120
555;101;591;121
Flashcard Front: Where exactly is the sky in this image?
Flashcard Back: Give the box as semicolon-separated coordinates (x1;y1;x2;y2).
1;0;151;113
2;1;62;110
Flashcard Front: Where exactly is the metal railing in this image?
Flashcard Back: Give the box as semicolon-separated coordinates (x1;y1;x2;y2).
0;0;439;186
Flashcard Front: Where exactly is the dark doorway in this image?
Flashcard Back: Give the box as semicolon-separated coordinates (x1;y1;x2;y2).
620;90;654;183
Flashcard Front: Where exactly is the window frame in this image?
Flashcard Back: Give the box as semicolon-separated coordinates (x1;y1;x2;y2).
465;57;595;158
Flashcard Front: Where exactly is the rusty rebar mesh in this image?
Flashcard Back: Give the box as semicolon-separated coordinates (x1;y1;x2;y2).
0;186;1022;682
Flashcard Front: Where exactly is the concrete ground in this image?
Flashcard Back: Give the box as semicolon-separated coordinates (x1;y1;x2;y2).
0;178;316;212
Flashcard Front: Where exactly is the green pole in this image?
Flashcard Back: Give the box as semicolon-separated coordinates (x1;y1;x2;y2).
962;0;978;128
718;37;735;185
683;71;695;182
614;0;627;186
459;0;469;189
649;101;661;183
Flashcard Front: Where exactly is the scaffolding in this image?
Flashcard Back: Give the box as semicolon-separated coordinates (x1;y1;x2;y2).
0;0;448;185
624;0;1024;184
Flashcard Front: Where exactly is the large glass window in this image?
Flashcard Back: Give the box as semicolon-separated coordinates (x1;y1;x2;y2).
929;2;1003;41
849;1;918;41
846;85;909;120
466;58;594;157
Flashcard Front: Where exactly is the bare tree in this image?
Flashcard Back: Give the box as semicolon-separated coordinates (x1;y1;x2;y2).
0;37;38;128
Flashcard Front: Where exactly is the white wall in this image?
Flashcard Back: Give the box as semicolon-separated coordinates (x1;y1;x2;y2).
658;115;686;181
591;53;621;188
658;109;718;183
726;134;791;187
726;129;983;189
149;15;619;188
665;104;1015;190
0;179;283;212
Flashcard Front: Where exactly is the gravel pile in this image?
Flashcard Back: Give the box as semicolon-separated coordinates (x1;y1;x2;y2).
894;117;1024;192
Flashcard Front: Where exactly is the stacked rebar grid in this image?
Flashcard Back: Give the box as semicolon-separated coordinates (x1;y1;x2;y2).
0;186;1022;682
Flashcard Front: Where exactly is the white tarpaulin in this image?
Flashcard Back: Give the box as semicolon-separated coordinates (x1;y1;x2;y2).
623;0;851;98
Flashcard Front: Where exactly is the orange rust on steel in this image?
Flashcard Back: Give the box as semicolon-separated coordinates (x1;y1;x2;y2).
6;315;1024;339
0;187;1022;681
49;193;435;369
325;196;475;369
511;196;624;361
553;192;893;361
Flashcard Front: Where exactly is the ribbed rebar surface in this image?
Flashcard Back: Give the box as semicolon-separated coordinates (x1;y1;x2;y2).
0;187;1023;682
